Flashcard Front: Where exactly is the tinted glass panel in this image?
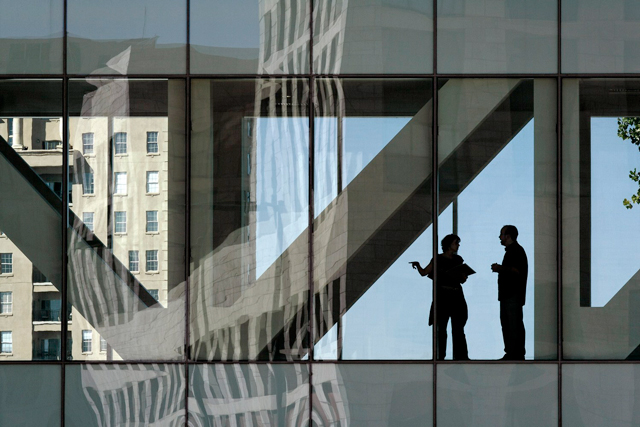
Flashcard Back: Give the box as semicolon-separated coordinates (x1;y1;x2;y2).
0;365;60;426
438;364;558;426
563;364;640;427
190;364;309;425
437;78;557;360
191;0;311;74
437;0;557;73
65;364;185;426
562;0;640;73
0;0;63;74
562;79;640;359
313;0;433;73
0;80;63;360
67;79;186;361
312;364;433;426
313;79;433;360
67;0;186;74
190;79;309;361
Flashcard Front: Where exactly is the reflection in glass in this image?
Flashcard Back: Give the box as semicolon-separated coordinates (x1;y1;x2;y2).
190;364;309;426
313;79;433;360
437;364;557;427
438;79;557;360
0;80;63;360
65;364;185;426
312;364;432;426
562;0;640;73
563;79;640;360
313;0;433;74
0;0;63;74
67;79;186;361
67;0;186;74
191;0;311;74
190;79;309;361
563;364;640;426
0;365;60;426
437;0;557;73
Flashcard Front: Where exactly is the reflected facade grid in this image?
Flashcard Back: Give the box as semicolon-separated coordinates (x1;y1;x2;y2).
0;0;638;426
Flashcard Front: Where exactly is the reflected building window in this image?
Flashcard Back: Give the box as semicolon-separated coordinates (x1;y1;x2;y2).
146;211;158;232
114;132;127;154
146;132;158;153
0;332;12;353
82;132;94;154
82;212;94;232
114;211;127;233
100;337;107;352
146;171;159;193
81;330;92;353
82;172;94;195
128;251;139;272
0;254;12;274
43;140;61;150
148;289;159;301
146;250;158;272
114;172;127;195
0;292;12;314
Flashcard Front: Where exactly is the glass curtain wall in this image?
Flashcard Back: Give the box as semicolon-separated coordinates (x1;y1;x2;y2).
2;0;640;425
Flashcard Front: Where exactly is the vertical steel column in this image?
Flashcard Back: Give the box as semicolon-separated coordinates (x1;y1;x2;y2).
557;0;564;423
308;0;316;424
60;0;69;424
185;0;192;423
432;0;439;425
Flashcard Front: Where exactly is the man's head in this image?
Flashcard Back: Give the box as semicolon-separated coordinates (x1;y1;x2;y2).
499;225;518;246
441;234;461;253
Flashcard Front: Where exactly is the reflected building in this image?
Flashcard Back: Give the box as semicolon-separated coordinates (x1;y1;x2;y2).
0;111;171;361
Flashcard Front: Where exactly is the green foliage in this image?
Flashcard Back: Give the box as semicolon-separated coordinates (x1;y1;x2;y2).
616;118;640;209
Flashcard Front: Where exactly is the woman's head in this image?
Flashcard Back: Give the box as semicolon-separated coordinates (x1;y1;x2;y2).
441;234;461;253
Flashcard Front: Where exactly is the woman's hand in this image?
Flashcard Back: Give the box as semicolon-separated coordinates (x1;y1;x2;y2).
410;261;421;270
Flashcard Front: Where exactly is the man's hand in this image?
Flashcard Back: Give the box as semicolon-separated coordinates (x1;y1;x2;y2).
491;263;501;273
410;261;420;270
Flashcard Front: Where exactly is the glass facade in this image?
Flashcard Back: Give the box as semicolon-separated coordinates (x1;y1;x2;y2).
0;0;638;425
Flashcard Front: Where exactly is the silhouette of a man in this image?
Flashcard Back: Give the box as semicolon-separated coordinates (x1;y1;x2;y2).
491;225;528;360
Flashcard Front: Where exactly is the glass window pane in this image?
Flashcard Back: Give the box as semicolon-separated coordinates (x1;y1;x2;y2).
0;365;60;426
563;364;640;426
190;364;309;425
0;80;63;360
438;364;558;426
191;0;311;74
437;0;557;73
0;0;63;74
437;78;557;360
65;364;184;426
313;79;433;360
562;0;640;73
313;364;433;426
68;79;186;361
146;131;158;153
67;0;186;74
313;0;433;73
190;79;309;361
562;79;640;360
